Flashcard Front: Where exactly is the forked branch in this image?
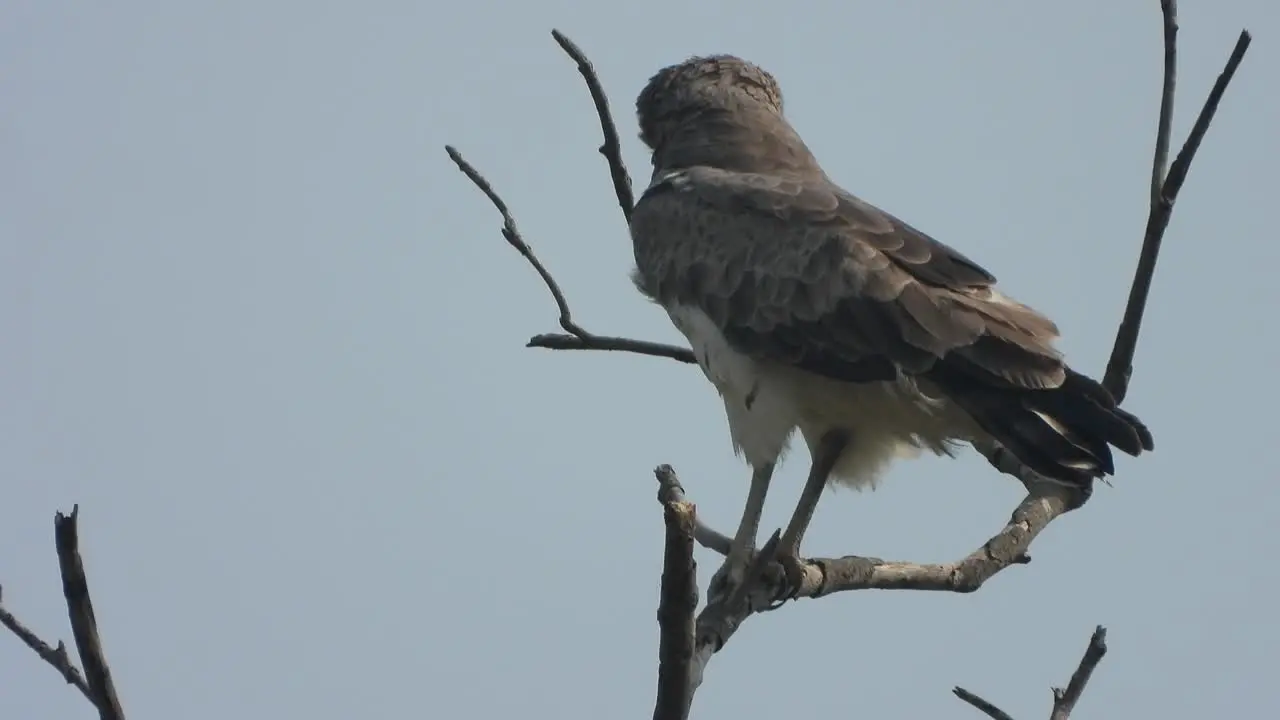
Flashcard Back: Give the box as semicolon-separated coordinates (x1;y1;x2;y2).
653;467;697;720
1104;8;1252;401
0;507;125;720
54;507;126;720
953;626;1109;720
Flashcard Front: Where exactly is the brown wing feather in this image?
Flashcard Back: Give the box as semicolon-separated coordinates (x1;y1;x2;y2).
630;166;1152;482
631;166;1062;388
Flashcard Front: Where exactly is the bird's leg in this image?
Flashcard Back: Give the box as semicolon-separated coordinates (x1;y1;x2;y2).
774;430;850;598
713;461;775;597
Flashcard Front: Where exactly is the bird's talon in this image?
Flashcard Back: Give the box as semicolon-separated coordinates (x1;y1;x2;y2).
774;553;806;605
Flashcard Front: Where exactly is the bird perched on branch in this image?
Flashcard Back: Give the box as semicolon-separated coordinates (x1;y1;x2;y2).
628;55;1153;597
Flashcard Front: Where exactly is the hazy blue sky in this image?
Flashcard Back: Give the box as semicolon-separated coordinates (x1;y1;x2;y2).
3;2;1276;718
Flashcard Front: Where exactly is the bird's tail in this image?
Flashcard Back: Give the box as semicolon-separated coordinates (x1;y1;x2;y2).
943;367;1154;485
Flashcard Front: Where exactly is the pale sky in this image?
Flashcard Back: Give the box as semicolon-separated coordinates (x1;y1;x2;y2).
3;1;1277;718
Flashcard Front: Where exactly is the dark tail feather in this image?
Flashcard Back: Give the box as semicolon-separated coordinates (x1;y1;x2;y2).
939;366;1154;486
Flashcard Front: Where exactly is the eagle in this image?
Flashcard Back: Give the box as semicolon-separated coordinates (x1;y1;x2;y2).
628;55;1153;593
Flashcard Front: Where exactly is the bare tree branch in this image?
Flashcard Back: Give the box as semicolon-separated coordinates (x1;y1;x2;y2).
953;687;1016;720
653;467;697;720
1150;0;1179;211
656;466;732;557
528;332;695;364
1;508;125;717
443;145;697;364
952;625;1109;720
1103;3;1252;400
550;30;636;223
649;469;1060;706
663;472;1072;700
54;506;126;720
0;589;95;702
1050;626;1109;720
443;144;594;343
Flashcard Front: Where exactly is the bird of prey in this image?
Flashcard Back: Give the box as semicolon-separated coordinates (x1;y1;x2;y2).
628;55;1153;594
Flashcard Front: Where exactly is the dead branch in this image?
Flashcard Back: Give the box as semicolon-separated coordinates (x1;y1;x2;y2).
658;468;1069;700
952;625;1109;720
446;5;1249;715
1;507;127;718
54;507;126;720
1051;626;1110;719
550;30;636;224
653;467;698;720
0;589;95;702
953;687;1016;720
1104;4;1252;400
443;145;695;365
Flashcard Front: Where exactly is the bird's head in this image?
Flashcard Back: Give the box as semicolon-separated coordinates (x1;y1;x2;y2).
635;55;820;176
636;54;785;154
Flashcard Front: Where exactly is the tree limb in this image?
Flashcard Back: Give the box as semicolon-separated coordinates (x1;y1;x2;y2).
529;331;696;364
1050;626;1109;720
1103;1;1252;401
951;625;1109;720
54;507;126;720
663;469;1069;699
653;467;698;720
1;508;125;718
953;687;1016;720
550;30;636;224
0;589;95;702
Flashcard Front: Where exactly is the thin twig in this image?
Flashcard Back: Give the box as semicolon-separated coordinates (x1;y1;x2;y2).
444;145;595;342
1150;0;1178;209
1050;626;1109;720
0;593;95;702
1161;31;1252;199
1103;17;1251;401
551;29;636;222
952;626;1109;720
54;507;126;720
445;145;697;362
653;469;698;720
529;332;695;363
952;687;1016;720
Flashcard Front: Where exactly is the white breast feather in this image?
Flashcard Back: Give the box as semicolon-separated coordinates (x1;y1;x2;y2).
665;303;967;490
666;303;798;469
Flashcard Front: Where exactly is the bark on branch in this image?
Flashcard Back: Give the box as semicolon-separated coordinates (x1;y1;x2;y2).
654;467;1072;702
54;507;126;720
652;467;698;720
